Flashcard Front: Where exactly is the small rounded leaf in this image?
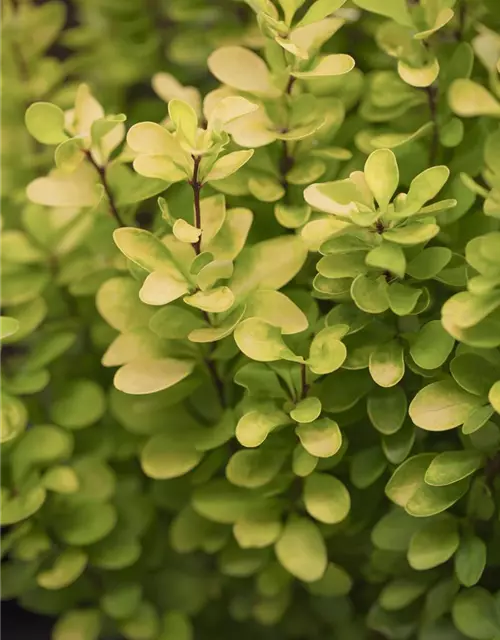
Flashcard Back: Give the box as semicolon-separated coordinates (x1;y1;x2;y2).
275;516;327;582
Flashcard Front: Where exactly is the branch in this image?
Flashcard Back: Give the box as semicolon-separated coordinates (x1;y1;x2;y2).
300;363;309;400
84;151;125;227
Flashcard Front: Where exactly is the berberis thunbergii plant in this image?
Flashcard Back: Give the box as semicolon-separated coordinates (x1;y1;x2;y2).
2;0;500;638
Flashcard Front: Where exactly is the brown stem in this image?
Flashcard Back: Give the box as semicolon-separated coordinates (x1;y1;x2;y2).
204;346;226;409
300;363;309;400
425;85;439;166
189;155;203;255
84;151;125;227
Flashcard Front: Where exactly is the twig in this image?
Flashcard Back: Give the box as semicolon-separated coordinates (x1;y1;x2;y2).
425;85;439;165
300;363;309;400
84;151;125;227
189;155;203;254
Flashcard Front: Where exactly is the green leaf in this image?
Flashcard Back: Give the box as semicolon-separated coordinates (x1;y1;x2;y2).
114;358;195;395
424;450;483;486
387;282;423;316
275;516;327;582
292;444;318;477
307;327;347;375
408;516;459;570
304;472;350;524
366;242;406;278
101;584;142;620
410;320;455;370
160;612;193;640
350;446;387;489
57;502;117;546
364;149;399;211
27;165;101;207
55;138;85;173
0;316;20;340
25;102;67;145
317;252;367;279
226;449;285;488
37;549;87;590
307;562;353;597
53;610;101;640
452;588;500;640
50;379;105;429
369;340;405;388
455;535;487;587
275;203;311;229
398;58;440;88
120;602;160;640
192;479;258;523
462;405;495;435
352;0;412;26
290;397;322;424
234;318;301;363
149;306;205;339
385;453;435;508
297;0;347;26
379;577;428;611
173;219;201;244
296;417;342;458
409;379;483;431
169;99;198;146
367;386;407;435
141;433;202;479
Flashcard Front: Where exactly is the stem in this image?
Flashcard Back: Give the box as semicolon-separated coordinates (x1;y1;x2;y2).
204;346;226;409
455;0;466;41
84;151;125;227
279;76;297;197
485;451;500;489
425;85;439;165
189;155;203;255
300;363;309;400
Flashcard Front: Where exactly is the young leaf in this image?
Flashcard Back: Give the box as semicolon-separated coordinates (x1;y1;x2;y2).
275;516;327;582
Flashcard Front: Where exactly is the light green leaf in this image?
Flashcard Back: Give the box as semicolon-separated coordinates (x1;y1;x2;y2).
307;327;347;375
455;536;487;587
387;282;423;316
297;0;347;26
192;479;258;524
275;203;311;229
352;0;412;26
168;99;198;146
55;138;85;173
57;502;117;546
409;379;482;431
114;358;195;395
173;219;201;244
37;549;87;590
364;149;398;211
275;516;327;582
410;320;455;370
184;286;234;313
398;58;440;88
291;54;355;78
141;433;202;479
113;228;176;273
404;166;450;213
208;46;280;97
188;305;245;343
408;517;459;570
0;317;20;340
385;453;435;508
292;445;318;477
383;223;439;245
140;270;190;306
101;584;142;620
449;79;500;118
296;417;342;458
488;380;500;413
246;290;308;335
25;102;67;145
369;340;405;388
304;473;350;524
205;150;254;182
351;275;389;314
27;165;100;207
406;247;452;279
234;318;301;362
366;242;406;278
236;409;290;448
290;397;322;424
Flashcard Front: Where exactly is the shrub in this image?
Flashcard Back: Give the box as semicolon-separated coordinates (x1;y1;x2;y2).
2;0;500;639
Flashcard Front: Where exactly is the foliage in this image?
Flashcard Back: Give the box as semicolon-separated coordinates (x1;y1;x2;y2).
2;0;500;638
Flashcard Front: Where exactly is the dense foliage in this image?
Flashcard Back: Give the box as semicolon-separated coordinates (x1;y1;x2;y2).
2;0;500;638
